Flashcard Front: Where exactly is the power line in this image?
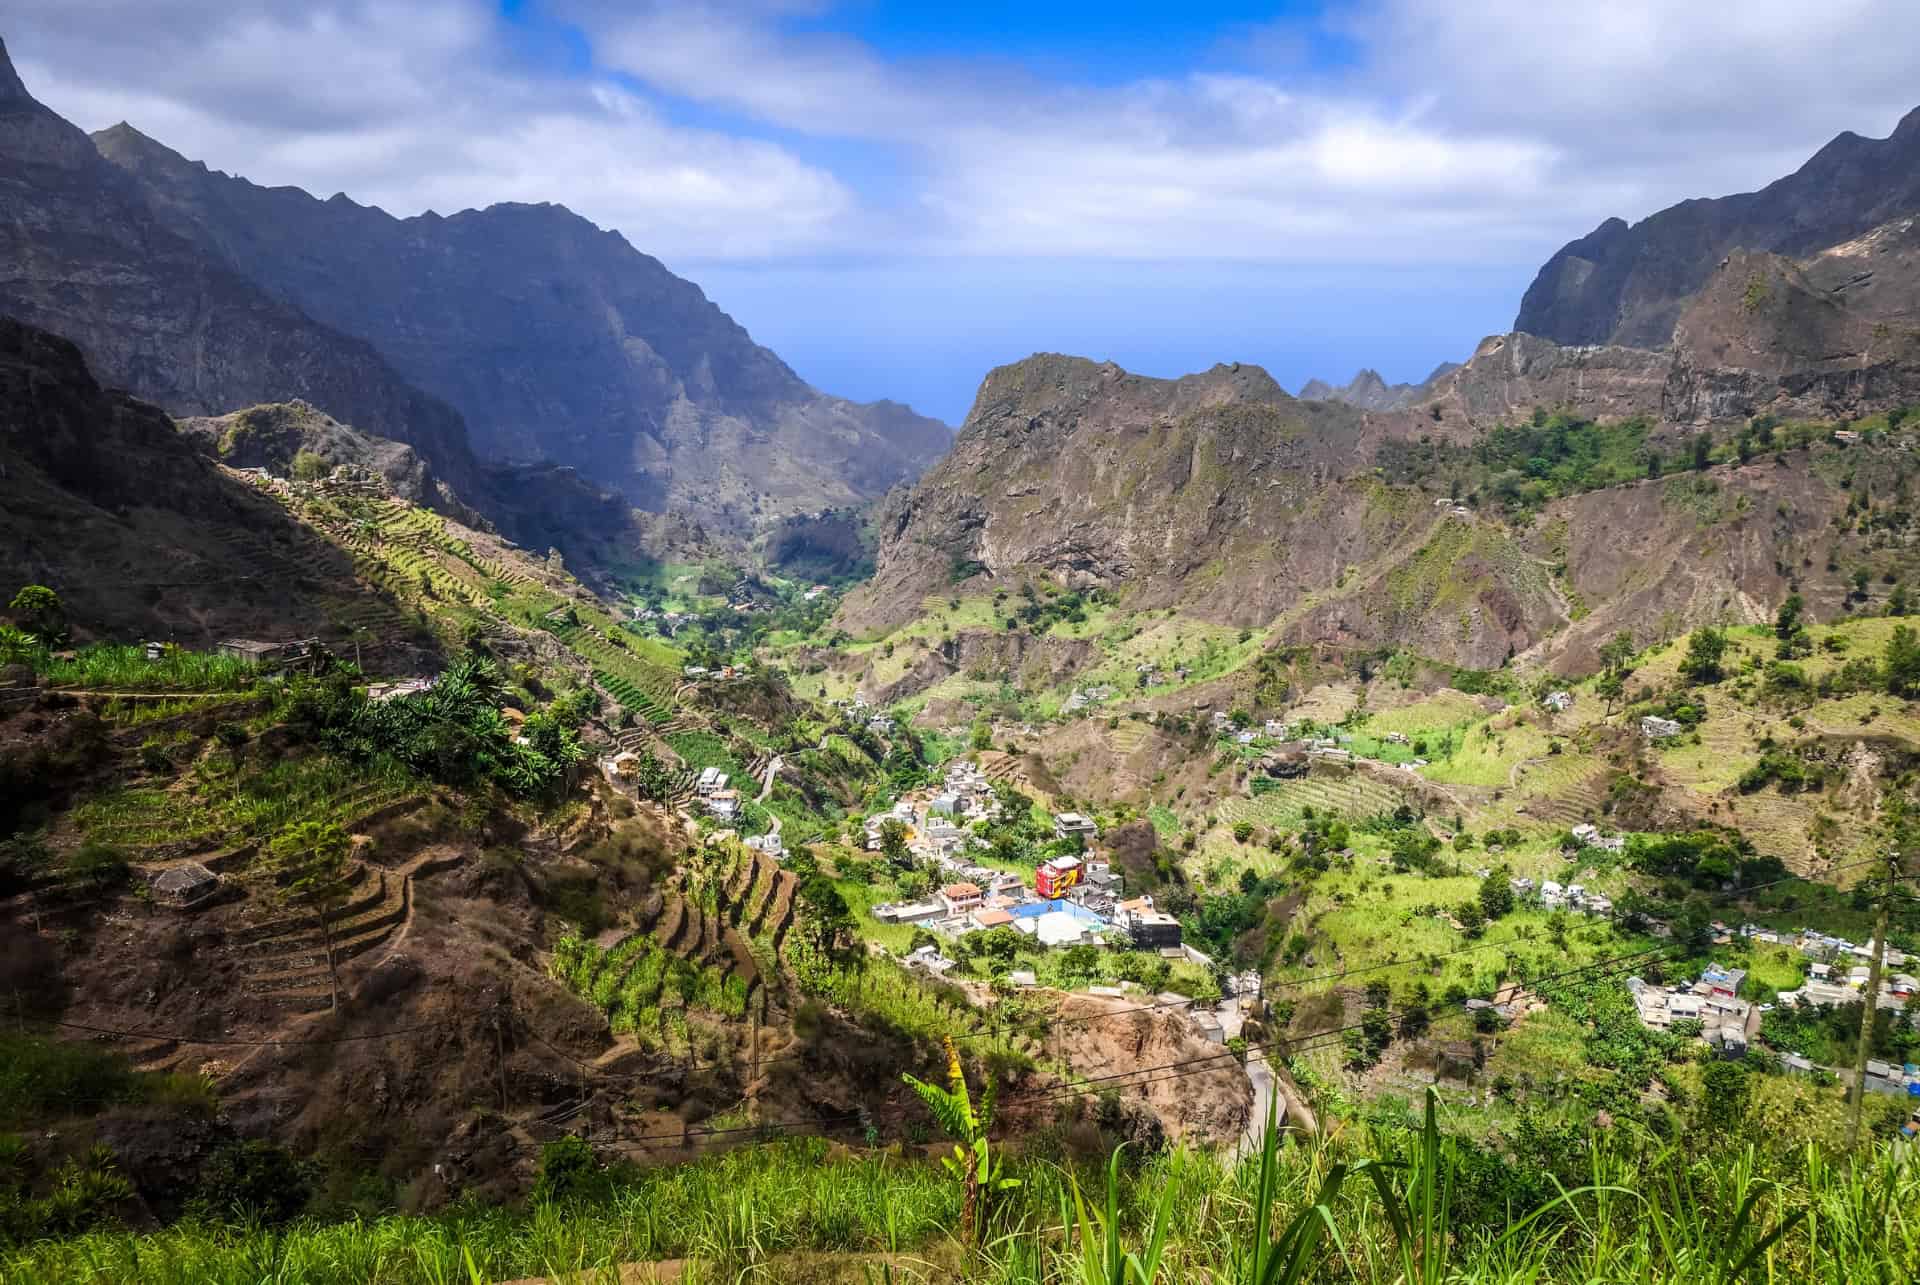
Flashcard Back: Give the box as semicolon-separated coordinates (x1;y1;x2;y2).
41;1016;461;1047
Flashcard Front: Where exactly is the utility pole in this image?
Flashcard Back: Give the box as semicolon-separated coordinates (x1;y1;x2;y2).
1848;849;1898;1150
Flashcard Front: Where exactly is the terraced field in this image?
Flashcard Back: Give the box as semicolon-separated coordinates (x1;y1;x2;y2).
553;891;757;1044
1215;769;1417;829
74;757;417;860
549;623;680;727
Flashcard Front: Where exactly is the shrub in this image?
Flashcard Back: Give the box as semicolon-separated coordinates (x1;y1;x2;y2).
63;841;129;891
290;449;330;481
191;1140;314;1226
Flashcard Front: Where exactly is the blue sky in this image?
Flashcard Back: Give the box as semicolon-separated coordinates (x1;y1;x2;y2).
13;1;1920;424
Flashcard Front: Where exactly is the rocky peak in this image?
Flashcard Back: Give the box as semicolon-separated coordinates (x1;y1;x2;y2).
1297;366;1431;411
0;37;29;105
91;120;201;176
84;124;949;521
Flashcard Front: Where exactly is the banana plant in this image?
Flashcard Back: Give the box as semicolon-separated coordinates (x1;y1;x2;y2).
903;1035;1021;1246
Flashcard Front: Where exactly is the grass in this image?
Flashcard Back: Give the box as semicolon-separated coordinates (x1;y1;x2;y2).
32;645;260;692
8;1093;1917;1282
73;752;414;852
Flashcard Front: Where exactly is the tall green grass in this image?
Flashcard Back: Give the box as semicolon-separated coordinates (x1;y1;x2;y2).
5;1103;1914;1283
33;645;260;692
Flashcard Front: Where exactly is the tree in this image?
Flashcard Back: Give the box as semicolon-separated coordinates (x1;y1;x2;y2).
1059;944;1101;983
1679;627;1728;685
1646;450;1664;480
1595;669;1626;715
1852;567;1872;601
878;818;912;866
1774;593;1804;639
7;585;64;645
289;449;330;482
1691;434;1712;471
969;716;992;751
1599;630;1637;676
1478;865;1515;921
1890;582;1911;617
629;748;673;802
797;875;855;959
1886;625;1920;698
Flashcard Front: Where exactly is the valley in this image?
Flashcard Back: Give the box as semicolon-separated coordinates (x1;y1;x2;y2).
5;19;1920;1284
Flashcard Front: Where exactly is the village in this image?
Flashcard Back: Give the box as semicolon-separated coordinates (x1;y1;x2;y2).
1626;921;1920;1098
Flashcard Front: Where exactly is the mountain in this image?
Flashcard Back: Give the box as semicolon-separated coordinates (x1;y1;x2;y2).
1299;363;1458;410
1516;105;1920;347
90;122;952;525
837;354;1570;667
0;316;439;660
0;38;483;505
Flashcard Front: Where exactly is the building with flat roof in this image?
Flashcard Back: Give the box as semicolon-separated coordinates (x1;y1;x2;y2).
1053;812;1098;841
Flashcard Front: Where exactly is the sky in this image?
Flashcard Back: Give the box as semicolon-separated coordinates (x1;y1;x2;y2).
8;1;1920;424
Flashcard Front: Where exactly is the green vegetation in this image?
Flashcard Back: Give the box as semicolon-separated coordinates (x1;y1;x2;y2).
7;1095;1914;1281
24;643;261;692
550;929;750;1034
287;652;587;800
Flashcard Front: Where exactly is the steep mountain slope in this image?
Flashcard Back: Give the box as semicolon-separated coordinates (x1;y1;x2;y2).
1516;105;1920;347
837;354;1569;666
91;122;951;524
0;38;482;503
0;317;439;660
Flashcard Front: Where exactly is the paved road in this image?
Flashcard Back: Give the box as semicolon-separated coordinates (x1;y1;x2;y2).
1216;994;1284;1156
1241;1055;1280;1157
757;755;782;803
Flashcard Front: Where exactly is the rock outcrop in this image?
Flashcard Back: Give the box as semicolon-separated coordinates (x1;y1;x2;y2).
1300;363;1457;410
0;317;425;649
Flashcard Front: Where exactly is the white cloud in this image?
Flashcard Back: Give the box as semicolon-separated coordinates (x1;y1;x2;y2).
6;0;1919;265
6;0;855;260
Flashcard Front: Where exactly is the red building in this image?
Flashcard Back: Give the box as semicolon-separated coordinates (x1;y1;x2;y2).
1035;856;1083;898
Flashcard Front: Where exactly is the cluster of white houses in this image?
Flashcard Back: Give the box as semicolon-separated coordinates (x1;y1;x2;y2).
1505;875;1614;918
1628;965;1758;1055
867;764;1190;963
1629;925;1920;1090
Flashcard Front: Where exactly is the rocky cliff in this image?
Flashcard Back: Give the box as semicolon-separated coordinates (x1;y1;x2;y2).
842;261;1920;678
0;38;483;503
91;123;951;525
1515;105;1920;347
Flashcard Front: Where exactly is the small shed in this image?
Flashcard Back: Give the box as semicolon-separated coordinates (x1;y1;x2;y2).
152;862;220;908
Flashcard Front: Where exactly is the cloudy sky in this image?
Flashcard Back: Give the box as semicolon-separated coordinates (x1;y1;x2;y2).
9;1;1919;422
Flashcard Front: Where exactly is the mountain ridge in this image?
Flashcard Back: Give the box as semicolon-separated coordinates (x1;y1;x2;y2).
1516;103;1920;347
89;119;951;527
0;37;486;505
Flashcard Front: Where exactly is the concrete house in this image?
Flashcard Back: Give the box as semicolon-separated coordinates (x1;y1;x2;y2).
939;882;984;916
1053;812;1099;842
